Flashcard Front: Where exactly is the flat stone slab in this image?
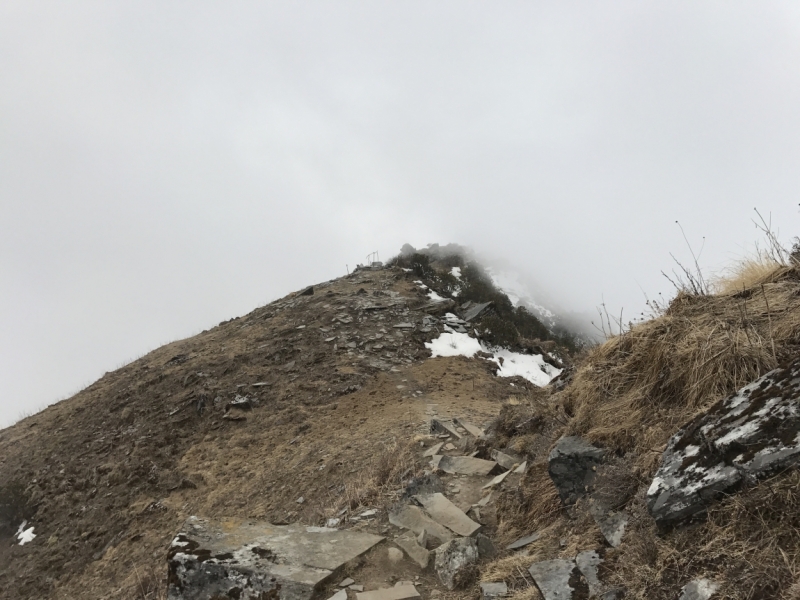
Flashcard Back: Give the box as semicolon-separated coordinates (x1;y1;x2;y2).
506;532;540;550
575;550;603;597
481;582;509;599
437;455;497;476
414;493;481;537
482;470;511;489
463;301;492;322
394;532;429;568
430;418;463;439
423;442;444;457
388;504;453;544
167;516;384;600
454;418;485;438
491;450;520;471
356;585;420;600
647;359;800;527
528;559;588;600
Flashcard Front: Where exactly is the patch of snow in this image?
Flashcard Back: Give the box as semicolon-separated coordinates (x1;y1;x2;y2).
425;331;561;387
683;445;700;457
715;420;761;448
426;331;483;358
450;267;461;279
428;290;446;302
489;349;559;387
413;280;428;289
647;476;665;496
16;521;35;545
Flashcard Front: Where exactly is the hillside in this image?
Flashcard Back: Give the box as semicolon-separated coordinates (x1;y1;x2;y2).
2;249;800;600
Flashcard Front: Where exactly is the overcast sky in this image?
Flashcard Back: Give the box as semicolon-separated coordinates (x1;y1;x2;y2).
3;2;800;428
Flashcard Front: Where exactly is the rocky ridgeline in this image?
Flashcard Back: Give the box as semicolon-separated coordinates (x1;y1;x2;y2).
167;350;800;600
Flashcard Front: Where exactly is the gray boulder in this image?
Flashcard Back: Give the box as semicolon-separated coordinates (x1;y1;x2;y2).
434;537;479;590
647;359;800;527
548;436;607;505
167;516;383;600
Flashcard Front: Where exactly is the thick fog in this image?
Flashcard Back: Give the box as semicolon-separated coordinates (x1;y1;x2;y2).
3;2;800;427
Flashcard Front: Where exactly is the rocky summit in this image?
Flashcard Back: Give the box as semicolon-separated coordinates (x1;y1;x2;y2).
3;245;800;599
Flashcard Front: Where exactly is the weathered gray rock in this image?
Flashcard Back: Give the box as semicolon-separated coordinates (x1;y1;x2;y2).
647;359;800;527
394;532;430;568
454;418;485;438
491;450;521;471
415;493;481;537
423;442;444;457
528;559;588;600
548;436;606;505
388;504;453;544
475;533;497;558
167;517;383;600
591;505;628;548
678;578;719;600
430;418;463;439
356;585;420;600
506;531;540;550
480;582;508;599
434;537;479;590
463;301;492;322
327;590;348;600
575;550;603;597
437;456;497;476
482;470;511;489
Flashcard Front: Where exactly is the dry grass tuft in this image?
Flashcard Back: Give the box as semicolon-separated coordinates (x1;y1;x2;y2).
714;254;791;295
565;264;800;469
494;463;562;542
484;259;800;599
328;439;422;517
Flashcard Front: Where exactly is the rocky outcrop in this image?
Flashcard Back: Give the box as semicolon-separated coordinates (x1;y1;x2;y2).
167;516;383;600
647;359;800;527
548;436;607;505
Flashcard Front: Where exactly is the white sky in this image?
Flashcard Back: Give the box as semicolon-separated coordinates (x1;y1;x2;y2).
3;1;800;427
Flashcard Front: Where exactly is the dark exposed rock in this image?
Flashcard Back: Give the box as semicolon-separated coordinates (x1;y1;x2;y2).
167;516;383;600
400;473;444;501
462;302;492;322
548;436;606;505
647;359;800;527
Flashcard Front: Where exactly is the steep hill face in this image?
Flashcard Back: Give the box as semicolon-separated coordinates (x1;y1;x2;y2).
0;261;567;599
4;253;800;600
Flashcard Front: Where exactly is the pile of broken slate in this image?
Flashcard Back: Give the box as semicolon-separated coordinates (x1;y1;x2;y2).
167;358;800;600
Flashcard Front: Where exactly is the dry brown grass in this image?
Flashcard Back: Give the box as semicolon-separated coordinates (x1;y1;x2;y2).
325;439;423;518
564;265;800;470
609;470;800;599
713;255;791;294
483;260;800;599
